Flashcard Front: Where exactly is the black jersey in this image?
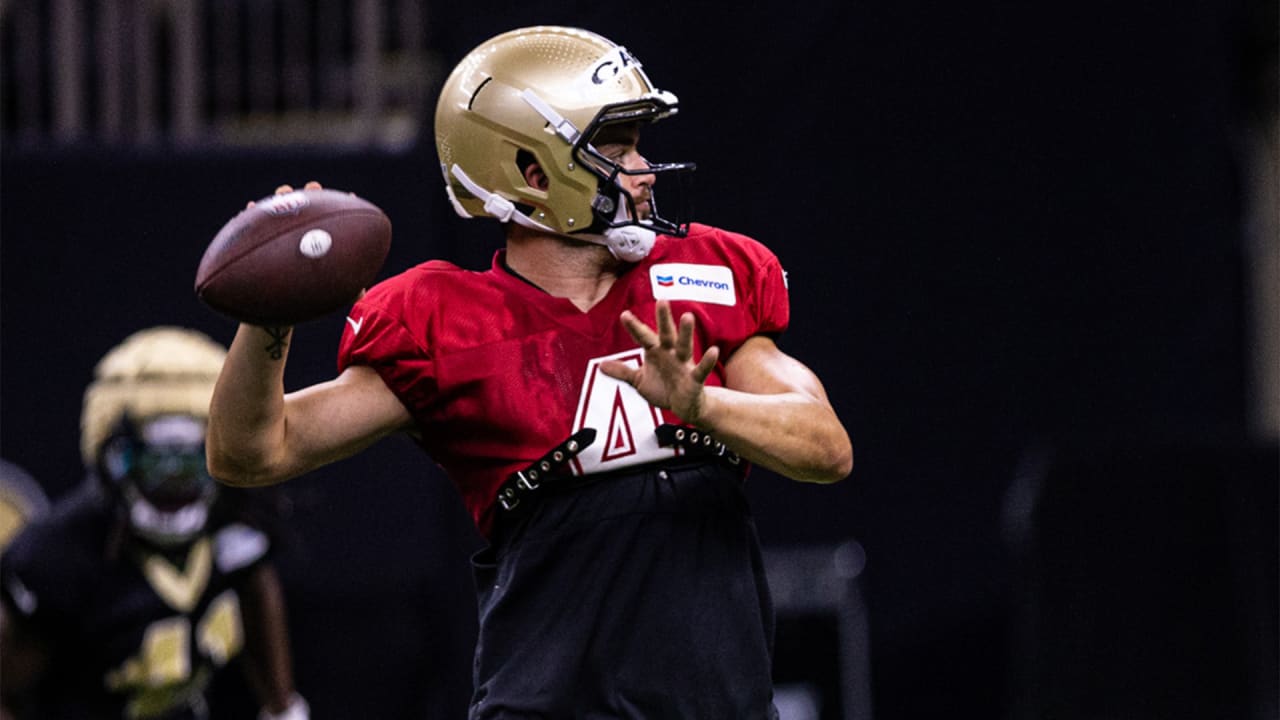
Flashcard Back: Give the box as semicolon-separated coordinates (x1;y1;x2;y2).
0;482;272;719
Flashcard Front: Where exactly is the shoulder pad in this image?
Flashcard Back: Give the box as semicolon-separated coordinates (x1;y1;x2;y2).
213;522;269;573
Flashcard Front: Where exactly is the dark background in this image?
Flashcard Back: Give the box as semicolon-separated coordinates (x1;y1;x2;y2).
2;1;1276;718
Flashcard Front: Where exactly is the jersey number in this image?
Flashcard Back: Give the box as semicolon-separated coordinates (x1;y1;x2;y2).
104;589;243;718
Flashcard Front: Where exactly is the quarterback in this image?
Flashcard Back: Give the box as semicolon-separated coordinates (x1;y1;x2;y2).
207;26;852;719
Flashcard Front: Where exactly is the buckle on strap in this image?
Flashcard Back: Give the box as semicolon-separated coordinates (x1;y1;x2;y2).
655;424;741;465
497;428;597;513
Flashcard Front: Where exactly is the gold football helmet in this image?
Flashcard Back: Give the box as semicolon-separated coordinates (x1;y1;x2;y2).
435;26;694;261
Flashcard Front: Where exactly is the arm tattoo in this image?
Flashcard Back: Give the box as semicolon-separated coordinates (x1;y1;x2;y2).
260;326;291;360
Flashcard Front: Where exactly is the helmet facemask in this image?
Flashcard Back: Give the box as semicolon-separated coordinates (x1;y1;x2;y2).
100;414;218;548
80;326;227;546
573;94;695;232
577;122;693;266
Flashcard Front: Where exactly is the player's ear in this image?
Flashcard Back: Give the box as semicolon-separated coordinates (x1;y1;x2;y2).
516;149;549;191
523;162;549;191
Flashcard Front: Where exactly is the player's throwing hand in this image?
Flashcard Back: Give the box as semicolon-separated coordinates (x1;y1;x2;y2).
600;300;720;423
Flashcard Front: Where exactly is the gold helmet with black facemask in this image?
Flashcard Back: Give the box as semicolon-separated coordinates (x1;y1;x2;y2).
435;25;695;262
81;327;226;547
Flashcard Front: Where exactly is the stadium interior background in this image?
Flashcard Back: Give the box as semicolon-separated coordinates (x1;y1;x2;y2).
1;1;1276;718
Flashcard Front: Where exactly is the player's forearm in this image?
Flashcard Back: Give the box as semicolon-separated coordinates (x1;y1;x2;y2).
207;324;294;486
695;386;852;483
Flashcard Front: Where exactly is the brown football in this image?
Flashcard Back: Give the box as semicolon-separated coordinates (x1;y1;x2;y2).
195;188;392;325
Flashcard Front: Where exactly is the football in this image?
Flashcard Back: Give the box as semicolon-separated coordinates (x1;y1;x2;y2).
195;188;392;325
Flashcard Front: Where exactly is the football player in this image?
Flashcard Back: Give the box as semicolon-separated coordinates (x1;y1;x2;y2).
206;26;853;718
0;327;308;720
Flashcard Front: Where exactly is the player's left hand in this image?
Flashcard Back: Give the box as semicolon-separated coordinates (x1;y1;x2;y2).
600;300;720;422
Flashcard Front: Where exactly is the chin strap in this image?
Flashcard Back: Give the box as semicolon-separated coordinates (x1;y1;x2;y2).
446;163;553;232
600;199;655;262
447;163;656;262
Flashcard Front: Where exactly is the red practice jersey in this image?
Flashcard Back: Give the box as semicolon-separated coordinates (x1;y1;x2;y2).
338;223;790;536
